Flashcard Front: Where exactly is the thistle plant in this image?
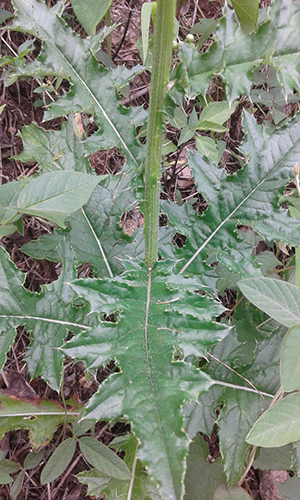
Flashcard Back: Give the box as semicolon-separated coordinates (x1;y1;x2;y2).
1;0;300;498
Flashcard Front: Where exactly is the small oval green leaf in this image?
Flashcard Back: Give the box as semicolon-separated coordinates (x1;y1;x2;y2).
40;438;76;484
23;450;44;470
238;278;300;328
79;436;131;480
281;325;300;392
246;393;300;447
10;470;25;500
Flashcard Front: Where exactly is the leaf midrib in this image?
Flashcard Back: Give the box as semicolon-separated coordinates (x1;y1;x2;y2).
143;269;178;498
0;313;90;329
180;123;300;273
34;1;138;168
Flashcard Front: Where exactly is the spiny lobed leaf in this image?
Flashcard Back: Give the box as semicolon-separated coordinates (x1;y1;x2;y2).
13;119;144;277
187;302;286;486
7;0;145;168
163;112;300;278
62;262;229;499
22;173;144;277
178;0;300;101
0;242;95;390
217;390;268;485
0;393;80;448
15;119;93;174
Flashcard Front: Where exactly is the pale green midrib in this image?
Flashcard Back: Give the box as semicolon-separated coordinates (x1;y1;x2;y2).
180;127;300;274
0;411;79;417
0;313;90;329
80;207;113;278
18;0;139;168
143;269;178;497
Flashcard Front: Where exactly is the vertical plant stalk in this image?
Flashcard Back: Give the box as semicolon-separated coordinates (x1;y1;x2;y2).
144;0;176;268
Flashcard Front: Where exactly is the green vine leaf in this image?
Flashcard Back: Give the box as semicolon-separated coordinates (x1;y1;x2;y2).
163;112;300;278
62;262;229;499
178;0;300;101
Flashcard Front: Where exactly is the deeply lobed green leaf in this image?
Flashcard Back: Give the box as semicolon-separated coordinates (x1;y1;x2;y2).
178;0;300;101
0;393;80;448
0;242;96;390
163;112;300;278
62;262;229;499
8;0;145;169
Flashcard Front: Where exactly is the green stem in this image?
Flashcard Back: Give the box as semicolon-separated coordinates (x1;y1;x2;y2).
144;0;176;268
1;212;19;227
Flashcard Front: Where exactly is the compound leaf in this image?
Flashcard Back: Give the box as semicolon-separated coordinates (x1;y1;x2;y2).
62;262;229;499
77;433;161;500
